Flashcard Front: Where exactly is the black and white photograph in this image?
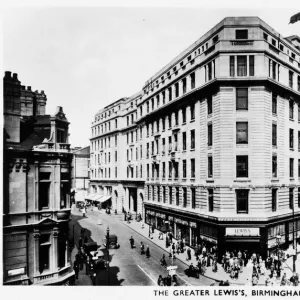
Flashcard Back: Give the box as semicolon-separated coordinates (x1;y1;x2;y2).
2;0;300;296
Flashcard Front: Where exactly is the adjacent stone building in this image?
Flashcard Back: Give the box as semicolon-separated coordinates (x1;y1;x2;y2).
3;71;74;285
91;17;300;257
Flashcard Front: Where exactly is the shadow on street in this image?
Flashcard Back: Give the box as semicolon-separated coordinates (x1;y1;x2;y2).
69;213;124;285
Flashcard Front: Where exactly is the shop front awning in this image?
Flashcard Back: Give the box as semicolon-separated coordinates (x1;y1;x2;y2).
93;195;104;203
85;193;96;201
86;194;103;201
101;195;112;203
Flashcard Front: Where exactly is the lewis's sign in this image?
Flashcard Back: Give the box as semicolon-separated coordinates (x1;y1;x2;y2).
226;227;260;236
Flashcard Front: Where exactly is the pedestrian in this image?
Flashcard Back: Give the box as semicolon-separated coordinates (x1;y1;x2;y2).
172;242;175;252
252;274;258;286
265;275;271;286
281;273;287;286
78;251;84;270
158;275;164;286
82;206;86;218
159;232;163;240
73;260;79;279
78;237;82;248
165;236;169;248
172;275;178;286
187;247;192;261
212;258;218;273
146;245;150;258
127;212;131;224
295;273;299;286
129;236;135;249
166;275;172;286
84;236;88;244
290;272;299;286
152;224;155;234
140;241;145;254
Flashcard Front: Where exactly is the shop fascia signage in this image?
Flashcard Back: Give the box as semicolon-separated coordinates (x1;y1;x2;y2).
200;235;217;244
156;212;166;219
226;227;260;236
189;221;197;228
147;210;155;216
174;218;188;225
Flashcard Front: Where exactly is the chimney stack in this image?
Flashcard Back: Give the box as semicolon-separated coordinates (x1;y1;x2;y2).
27;86;31;91
21;85;26;90
4;71;11;78
12;73;18;80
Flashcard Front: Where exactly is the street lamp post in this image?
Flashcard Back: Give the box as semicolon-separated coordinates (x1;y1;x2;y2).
106;226;110;285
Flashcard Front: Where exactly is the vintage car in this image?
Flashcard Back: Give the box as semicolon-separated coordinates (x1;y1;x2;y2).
103;234;120;249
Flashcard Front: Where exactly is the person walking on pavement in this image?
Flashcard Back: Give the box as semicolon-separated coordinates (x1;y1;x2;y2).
281;273;287;286
187;247;192;261
78;237;83;249
146;245;150;258
73;260;79;280
129;236;135;249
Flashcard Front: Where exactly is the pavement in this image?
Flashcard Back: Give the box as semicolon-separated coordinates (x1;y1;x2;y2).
70;245;93;286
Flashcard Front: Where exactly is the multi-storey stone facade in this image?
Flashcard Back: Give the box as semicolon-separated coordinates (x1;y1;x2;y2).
91;17;300;257
90;92;144;216
3;71;74;285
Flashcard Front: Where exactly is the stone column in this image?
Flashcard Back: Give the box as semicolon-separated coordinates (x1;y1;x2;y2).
125;188;129;211
235;56;237;77
33;231;40;274
174;222;177;239
189;227;192;246
53;228;59;271
34;163;39;212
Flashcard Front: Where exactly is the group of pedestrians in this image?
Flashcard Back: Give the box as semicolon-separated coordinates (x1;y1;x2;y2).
129;236;151;258
157;274;178;286
73;248;85;280
221;250;246;280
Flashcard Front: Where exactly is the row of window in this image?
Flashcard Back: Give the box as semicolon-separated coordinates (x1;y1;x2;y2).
146;159;196;179
143;29;255;96
141;72;196;117
94;150;118;165
91;135;118;152
146;130;196;157
92;154;300;180
271;188;300;211
95;105;122;122
91;167;118;179
147;185;300;214
92;119;118;137
264;32;300;65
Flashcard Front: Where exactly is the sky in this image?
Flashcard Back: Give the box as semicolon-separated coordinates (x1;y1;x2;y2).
2;1;300;148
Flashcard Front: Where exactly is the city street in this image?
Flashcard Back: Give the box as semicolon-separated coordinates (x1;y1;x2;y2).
69;207;215;286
